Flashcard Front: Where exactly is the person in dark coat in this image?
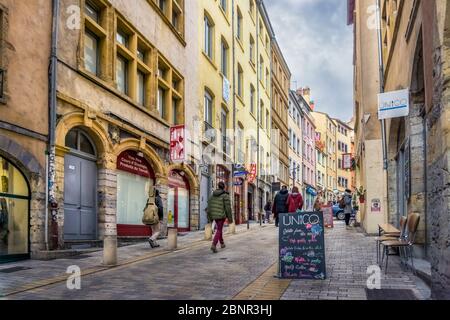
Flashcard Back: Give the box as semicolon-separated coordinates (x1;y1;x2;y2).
149;189;164;248
272;186;289;227
286;186;304;213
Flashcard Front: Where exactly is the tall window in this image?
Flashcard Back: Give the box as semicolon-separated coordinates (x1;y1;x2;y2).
204;90;213;125
84;0;106;77
259;56;264;80
249;35;255;64
237;8;243;41
157;86;166;119
220;0;227;13
221;39;229;77
84;31;99;75
157;55;184;124
116;55;128;94
249;0;255;19
266;110;270;131
221;107;228;153
250;85;255;114
204;15;213;59
237;65;243;98
259;101;264;126
137;71;145;106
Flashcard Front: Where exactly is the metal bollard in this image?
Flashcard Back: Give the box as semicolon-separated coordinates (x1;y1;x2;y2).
168;227;178;250
103;235;117;266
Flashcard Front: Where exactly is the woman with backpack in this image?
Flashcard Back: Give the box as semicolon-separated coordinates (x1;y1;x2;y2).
286;186;304;213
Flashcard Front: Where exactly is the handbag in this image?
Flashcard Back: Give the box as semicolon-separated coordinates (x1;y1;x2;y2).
142;199;159;226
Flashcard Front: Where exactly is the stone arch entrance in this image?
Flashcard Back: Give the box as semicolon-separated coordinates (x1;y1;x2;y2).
0;134;45;261
166;164;200;231
55;113;111;246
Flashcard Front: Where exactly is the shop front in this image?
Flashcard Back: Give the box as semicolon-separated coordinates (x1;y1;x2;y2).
116;150;155;237
168;170;190;232
304;186;317;211
233;178;244;225
0;156;30;263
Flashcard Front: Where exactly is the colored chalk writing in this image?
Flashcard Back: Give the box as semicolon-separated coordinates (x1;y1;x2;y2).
279;212;327;280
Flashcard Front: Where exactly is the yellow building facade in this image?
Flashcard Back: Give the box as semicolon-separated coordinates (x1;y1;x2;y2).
312;112;337;203
197;0;273;224
334;119;354;194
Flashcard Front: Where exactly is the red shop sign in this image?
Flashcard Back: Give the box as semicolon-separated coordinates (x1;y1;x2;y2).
248;164;257;184
170;125;186;163
117;150;154;178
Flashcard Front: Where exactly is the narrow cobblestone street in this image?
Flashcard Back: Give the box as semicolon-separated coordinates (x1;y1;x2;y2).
1;221;430;300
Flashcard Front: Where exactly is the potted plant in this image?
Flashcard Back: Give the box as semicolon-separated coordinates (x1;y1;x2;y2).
356;187;366;204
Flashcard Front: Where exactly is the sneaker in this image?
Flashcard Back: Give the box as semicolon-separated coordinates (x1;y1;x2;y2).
211;246;218;253
148;238;155;248
221;244;226;249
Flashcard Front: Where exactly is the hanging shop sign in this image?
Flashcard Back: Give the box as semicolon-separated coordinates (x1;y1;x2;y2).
170;125;186;163
248;164;257;184
378;88;410;120
117;150;153;178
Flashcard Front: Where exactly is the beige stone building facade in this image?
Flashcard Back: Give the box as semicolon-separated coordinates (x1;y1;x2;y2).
0;0;51;261
350;0;450;298
51;0;200;248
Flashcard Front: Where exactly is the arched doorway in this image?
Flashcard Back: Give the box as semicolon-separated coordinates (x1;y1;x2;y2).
116;150;155;236
64;128;98;240
0;156;30;262
168;170;190;232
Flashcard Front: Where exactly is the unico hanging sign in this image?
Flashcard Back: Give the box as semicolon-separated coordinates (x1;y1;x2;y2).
378;88;410;120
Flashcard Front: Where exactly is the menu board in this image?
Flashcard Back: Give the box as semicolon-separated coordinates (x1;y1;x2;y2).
322;205;334;228
279;212;327;280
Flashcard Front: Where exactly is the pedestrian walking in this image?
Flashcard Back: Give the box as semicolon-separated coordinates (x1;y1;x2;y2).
264;201;272;224
286;186;304;213
342;189;353;229
313;192;324;212
272;186;289;227
149;189;164;248
207;181;233;253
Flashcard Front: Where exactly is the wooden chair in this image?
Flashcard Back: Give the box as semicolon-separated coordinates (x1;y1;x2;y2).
381;213;421;274
375;216;407;265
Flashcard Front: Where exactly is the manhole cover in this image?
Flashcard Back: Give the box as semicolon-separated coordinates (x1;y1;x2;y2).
0;266;32;274
366;289;418;300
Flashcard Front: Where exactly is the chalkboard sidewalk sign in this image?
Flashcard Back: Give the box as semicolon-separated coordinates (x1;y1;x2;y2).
322;205;334;228
279;211;327;280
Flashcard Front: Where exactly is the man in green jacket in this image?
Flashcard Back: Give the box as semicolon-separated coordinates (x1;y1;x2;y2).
207;181;233;253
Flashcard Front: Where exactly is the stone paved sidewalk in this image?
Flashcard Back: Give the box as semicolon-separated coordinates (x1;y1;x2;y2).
281;222;431;300
0;222;262;297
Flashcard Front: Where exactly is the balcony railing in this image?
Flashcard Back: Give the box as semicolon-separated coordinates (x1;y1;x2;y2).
203;121;215;143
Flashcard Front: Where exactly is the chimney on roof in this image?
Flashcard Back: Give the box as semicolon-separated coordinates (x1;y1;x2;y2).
297;87;311;104
310;100;315;110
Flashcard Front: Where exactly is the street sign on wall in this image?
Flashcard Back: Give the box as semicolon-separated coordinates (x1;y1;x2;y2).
378;88;410;120
170;125;185;163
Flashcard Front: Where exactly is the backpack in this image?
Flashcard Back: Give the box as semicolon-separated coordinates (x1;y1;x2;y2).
339;197;346;209
142;199;159;226
345;195;352;206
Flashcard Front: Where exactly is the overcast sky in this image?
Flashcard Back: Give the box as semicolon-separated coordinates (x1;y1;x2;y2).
265;0;354;122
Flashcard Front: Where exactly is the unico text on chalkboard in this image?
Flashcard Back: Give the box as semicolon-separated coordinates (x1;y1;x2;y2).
279;211;327;280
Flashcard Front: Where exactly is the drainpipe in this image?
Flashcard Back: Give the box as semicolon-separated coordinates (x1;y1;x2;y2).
376;0;388;171
48;0;60;249
231;0;237;234
256;4;261;227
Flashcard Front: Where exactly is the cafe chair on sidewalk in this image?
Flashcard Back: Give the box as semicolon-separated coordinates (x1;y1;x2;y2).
381;213;421;274
375;216;407;266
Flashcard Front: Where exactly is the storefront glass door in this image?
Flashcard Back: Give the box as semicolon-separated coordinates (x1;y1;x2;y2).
0;156;30;261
